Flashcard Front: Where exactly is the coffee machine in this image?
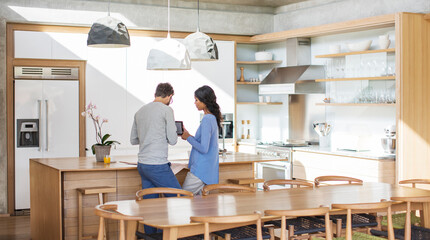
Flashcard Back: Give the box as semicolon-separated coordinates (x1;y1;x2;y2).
17;119;39;148
219;113;234;139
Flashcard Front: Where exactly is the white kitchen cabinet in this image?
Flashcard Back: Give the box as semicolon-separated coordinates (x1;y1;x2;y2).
51;32;88;60
292;150;395;184
14;31;52;59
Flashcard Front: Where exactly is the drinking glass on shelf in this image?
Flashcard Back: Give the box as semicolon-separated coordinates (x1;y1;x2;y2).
380;60;387;76
324;60;332;79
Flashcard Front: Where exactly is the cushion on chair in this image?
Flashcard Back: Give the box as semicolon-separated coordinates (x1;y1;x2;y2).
212;224;272;240
315;231;386;240
330;214;378;228
381;212;421;229
136;231;204;240
266;216;326;235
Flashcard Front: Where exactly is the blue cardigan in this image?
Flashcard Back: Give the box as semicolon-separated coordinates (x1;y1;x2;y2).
186;114;219;184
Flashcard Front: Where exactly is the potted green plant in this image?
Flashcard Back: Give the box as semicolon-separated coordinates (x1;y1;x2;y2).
81;102;120;162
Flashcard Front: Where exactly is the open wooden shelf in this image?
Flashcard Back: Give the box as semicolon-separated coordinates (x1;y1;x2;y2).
316;76;396;82
316;103;395;106
237;60;282;65
236;81;261;85
237;102;283;105
315;48;395;58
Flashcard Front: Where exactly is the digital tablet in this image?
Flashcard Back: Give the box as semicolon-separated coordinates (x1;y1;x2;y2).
175;121;183;135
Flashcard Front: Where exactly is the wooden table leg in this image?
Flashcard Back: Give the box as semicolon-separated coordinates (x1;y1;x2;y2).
422;202;430;228
126;220;137;240
163;227;178;240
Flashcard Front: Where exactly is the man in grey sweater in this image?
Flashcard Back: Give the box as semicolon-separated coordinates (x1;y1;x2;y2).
130;83;180;233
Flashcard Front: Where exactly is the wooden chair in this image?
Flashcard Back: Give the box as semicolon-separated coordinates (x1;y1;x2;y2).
77;186;117;240
135;187;193;200
389;196;430;240
202;183;256;196
331;201;395;240
263;179;314;191
263;181;329;240
228;178;265;188
94;204;143;240
378;179;430;230
190;214;264;240
202;184;273;240
265;207;332;240
135;187;193;240
399;179;430;188
314;176;363;187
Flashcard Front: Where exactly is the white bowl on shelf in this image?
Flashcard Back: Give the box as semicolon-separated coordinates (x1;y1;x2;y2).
255;51;272;61
346;40;372;52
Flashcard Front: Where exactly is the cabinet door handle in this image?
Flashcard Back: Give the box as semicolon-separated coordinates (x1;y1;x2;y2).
45;100;49;152
38;100;42;152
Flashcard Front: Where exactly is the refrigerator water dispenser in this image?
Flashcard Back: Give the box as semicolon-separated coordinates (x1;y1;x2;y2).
17;119;39;148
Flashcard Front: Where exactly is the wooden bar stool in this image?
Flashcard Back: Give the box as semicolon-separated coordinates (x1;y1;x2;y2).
77;186;117;240
228;178;265;188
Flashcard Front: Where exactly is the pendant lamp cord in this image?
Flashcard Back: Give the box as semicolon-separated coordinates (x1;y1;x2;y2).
108;0;111;16
197;0;200;32
167;0;171;38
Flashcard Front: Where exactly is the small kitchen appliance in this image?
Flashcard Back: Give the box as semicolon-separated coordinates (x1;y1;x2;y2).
381;125;396;154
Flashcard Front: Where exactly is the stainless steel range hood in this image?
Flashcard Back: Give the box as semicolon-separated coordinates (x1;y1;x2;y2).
259;38;325;95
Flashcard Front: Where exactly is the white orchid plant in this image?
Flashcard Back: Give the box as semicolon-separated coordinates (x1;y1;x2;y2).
81;102;120;154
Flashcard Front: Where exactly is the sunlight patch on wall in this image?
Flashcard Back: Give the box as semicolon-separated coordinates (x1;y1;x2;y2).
8;6;136;27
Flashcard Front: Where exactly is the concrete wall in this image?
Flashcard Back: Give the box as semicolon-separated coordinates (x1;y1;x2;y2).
274;0;430;32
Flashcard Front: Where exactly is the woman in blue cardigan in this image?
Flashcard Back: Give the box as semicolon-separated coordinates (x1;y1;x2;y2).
181;85;221;195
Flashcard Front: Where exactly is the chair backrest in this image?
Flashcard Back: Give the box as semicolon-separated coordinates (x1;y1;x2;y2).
332;201;394;240
263;179;313;191
190;213;263;240
202;184;256;196
390;196;430;240
94;204;143;240
314;175;363;187
265;207;331;240
399;179;430;188
135;187;193;200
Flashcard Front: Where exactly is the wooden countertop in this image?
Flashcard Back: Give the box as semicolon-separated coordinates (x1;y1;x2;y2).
30;152;284;172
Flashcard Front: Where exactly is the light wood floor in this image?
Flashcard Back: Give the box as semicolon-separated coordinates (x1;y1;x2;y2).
0;216;31;240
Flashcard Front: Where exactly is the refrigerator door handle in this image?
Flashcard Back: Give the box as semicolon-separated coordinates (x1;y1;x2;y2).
38;100;42;152
45;99;49;151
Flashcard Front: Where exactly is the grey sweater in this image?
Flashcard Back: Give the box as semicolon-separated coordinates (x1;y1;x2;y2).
130;102;178;164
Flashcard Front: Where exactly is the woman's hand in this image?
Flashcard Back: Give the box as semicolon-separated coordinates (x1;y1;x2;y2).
181;127;191;140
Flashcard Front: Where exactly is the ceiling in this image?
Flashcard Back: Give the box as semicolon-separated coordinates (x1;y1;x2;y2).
181;0;309;7
88;0;311;8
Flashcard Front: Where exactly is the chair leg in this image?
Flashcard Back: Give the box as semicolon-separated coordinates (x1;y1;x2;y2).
225;233;231;240
336;219;342;237
78;192;83;240
288;225;294;240
97;217;105;240
102;193;109;240
269;227;275;240
119;220;126;240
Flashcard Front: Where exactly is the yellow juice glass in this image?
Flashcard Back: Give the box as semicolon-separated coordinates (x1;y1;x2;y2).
103;155;111;164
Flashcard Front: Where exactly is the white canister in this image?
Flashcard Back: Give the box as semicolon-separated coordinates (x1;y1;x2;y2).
255;51;272;61
378;35;391;49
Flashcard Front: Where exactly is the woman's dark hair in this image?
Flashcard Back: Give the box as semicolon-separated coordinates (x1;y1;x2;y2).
155;83;174;98
194;85;222;128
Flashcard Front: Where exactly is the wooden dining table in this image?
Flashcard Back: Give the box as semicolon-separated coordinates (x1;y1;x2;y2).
106;182;430;240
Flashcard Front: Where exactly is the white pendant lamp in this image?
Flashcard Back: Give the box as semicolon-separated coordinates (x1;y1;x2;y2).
87;0;130;48
184;0;218;61
147;0;191;70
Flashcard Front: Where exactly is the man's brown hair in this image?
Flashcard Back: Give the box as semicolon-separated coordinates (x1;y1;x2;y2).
154;83;174;98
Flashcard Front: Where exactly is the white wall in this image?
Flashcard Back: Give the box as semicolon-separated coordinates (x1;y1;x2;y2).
311;27;396;152
14;30;235;158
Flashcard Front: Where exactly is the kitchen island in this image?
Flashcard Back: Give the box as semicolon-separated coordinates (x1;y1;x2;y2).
29;153;283;240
